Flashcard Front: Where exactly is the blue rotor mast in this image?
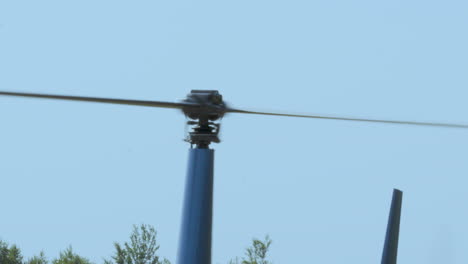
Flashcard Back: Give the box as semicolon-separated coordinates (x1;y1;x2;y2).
177;90;227;264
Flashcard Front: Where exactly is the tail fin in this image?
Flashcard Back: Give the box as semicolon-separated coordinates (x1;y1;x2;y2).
381;189;403;264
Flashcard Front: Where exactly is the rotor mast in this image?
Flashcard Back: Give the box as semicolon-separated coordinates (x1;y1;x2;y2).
177;90;225;264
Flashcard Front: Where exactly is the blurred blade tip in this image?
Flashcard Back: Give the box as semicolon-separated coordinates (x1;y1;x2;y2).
228;108;468;129
0;90;189;109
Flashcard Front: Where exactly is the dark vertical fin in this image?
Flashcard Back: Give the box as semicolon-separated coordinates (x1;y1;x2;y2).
381;189;403;264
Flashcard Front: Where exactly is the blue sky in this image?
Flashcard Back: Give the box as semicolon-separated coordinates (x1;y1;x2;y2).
1;0;468;263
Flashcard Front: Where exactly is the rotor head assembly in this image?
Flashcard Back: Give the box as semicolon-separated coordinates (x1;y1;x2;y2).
181;90;227;148
181;90;227;120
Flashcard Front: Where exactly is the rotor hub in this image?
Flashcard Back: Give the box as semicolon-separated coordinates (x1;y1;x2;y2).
182;90;226;148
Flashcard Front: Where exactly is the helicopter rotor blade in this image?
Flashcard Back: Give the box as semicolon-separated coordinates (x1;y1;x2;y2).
227;108;468;129
0;91;193;109
2;91;467;129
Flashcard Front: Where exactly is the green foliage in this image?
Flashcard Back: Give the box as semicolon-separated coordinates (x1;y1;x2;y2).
0;240;24;264
229;236;272;264
52;247;92;264
26;252;48;264
105;224;170;264
2;226;272;264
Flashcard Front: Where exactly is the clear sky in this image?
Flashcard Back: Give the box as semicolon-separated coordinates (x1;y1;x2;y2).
1;0;468;263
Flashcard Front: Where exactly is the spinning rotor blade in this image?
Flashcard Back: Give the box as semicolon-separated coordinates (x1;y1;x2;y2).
227;108;468;129
0;91;192;109
2;90;467;129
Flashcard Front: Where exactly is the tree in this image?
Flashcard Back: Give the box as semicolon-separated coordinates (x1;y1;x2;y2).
26;252;48;264
229;236;272;264
105;224;170;264
0;240;24;264
2;226;273;264
52;247;92;264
